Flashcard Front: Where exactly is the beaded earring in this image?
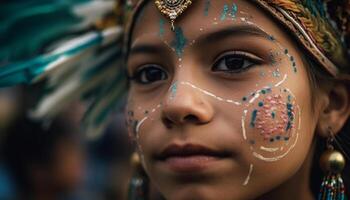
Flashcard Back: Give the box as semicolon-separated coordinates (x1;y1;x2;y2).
318;127;347;200
128;152;149;200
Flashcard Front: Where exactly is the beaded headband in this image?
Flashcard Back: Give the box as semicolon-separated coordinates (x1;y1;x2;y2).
125;0;350;80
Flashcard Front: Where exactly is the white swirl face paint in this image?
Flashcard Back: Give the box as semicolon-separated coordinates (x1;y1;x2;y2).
180;81;242;106
127;2;303;187
242;87;301;162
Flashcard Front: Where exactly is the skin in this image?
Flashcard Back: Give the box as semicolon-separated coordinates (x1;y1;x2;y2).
126;1;350;199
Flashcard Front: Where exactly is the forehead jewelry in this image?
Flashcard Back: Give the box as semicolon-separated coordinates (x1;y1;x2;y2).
155;0;192;31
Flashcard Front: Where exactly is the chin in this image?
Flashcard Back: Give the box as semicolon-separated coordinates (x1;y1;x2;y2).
165;186;214;200
160;184;248;200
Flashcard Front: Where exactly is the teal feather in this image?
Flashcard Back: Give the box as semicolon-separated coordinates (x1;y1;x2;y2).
0;0;113;62
83;72;127;139
303;0;326;18
31;40;122;119
83;70;126;124
0;30;103;87
0;0;127;139
0;55;58;86
30;28;125;139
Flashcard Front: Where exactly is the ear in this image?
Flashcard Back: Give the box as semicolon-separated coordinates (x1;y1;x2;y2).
316;82;350;137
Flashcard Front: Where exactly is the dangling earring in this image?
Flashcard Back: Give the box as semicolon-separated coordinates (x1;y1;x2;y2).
128;152;149;200
318;127;347;200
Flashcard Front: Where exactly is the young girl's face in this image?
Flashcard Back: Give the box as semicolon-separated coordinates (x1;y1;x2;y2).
127;0;317;199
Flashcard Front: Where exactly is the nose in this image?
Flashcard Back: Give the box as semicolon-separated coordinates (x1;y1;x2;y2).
161;81;214;127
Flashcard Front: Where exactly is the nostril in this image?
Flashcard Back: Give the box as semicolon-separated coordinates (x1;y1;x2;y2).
183;115;199;123
162;114;200;128
162;117;173;129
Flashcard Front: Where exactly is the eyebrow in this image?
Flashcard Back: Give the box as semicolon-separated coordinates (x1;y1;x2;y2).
197;24;271;45
128;24;272;57
129;44;165;56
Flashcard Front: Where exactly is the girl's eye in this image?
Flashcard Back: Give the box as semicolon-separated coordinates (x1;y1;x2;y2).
131;65;168;84
212;52;261;73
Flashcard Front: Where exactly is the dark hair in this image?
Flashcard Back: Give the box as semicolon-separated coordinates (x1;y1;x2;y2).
305;57;350;198
1;116;75;195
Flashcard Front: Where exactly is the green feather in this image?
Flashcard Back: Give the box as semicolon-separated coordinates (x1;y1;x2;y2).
0;0;93;62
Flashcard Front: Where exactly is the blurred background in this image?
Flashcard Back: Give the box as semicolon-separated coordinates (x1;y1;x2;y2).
0;0;158;199
0;85;137;200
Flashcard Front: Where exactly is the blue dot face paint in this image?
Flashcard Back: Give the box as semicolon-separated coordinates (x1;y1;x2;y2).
242;87;300;162
250;109;258;127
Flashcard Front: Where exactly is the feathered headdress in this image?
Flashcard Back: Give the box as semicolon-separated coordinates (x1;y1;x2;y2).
0;0;134;138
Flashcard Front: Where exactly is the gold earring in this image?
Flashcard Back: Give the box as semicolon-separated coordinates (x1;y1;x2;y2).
318;127;346;200
155;0;192;31
128;152;149;200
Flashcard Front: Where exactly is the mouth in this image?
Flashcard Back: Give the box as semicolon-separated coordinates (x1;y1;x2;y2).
155;143;231;173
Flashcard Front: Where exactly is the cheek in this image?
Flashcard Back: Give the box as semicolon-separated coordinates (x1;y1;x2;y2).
242;87;300;162
125;95;164;153
126;103;153;139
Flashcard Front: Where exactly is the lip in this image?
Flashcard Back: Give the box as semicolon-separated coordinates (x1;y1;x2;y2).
156;143;231;173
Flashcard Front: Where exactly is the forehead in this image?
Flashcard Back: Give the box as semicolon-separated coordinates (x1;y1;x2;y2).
131;0;285;45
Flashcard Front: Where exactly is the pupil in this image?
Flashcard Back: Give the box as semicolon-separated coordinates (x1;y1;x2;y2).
146;68;163;81
225;57;244;70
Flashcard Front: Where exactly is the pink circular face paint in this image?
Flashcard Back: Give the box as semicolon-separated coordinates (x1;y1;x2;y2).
242;86;300;162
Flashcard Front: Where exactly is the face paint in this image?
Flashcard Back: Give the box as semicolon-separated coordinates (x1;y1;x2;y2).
204;0;211;16
243;164;254;186
171;27;188;57
283;49;297;73
164;10;300;160
220;4;229;21
250;109;258;127
231;3;238;20
241;87;301;162
272;69;281;77
180;81;242;106
268;50;281;67
128;7;303;188
256;94;293;140
169;81;178;100
159;18;166;37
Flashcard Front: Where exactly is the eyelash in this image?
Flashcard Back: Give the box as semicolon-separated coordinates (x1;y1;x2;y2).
129;51;263;85
129;64;168;85
212;51;263;74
